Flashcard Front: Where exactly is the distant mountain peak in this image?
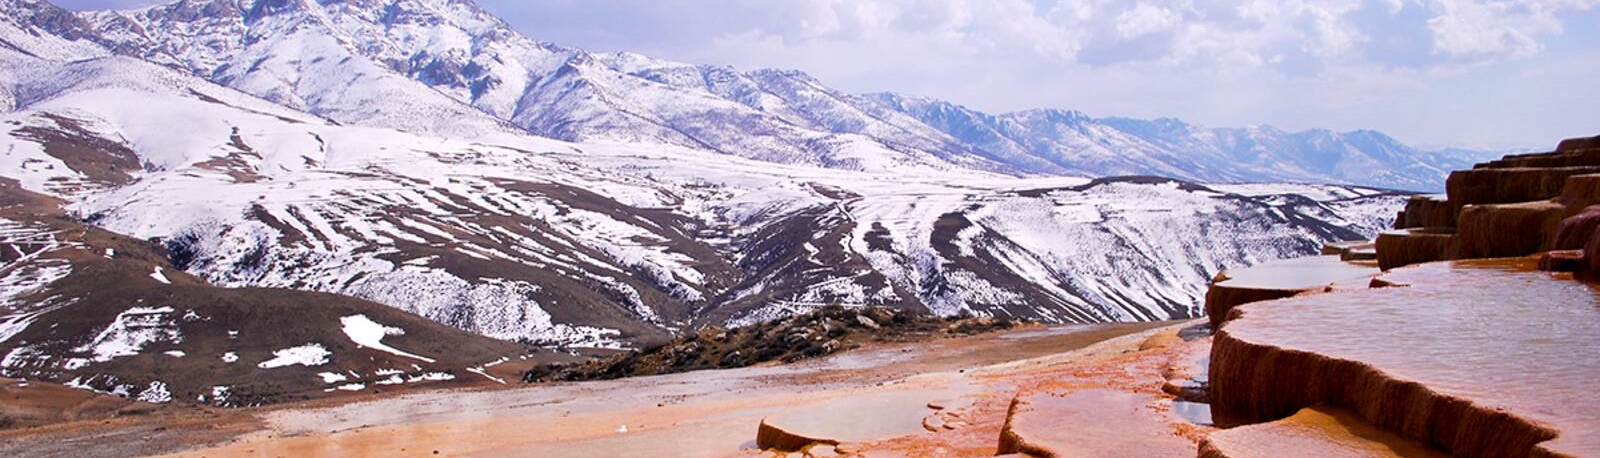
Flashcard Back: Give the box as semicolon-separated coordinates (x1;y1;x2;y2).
7;0;1493;190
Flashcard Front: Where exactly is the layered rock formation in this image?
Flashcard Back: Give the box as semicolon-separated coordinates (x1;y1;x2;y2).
998;389;1197;457
1210;259;1598;458
1204;134;1600;458
1199;406;1449;458
1382;135;1600;269
1202;255;1378;329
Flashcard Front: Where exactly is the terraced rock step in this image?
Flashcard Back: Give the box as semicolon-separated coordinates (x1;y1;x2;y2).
755;386;976;452
1384;136;1600;271
1321;241;1377;261
1374;228;1456;270
998;389;1195;457
1204;255;1378;329
1546;205;1600;275
1562;174;1600;202
1394;195;1455;230
1199;406;1448;458
1446;166;1600;206
1211;259;1600;458
1455;200;1568;258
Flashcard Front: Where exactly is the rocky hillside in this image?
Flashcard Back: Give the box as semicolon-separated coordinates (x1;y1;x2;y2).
0;178;526;408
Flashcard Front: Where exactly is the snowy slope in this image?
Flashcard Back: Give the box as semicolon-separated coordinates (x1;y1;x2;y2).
0;0;1410;351
0;50;735;348
82;0;521;138
0;0;110;61
0;47;1405;342
0;155;524;407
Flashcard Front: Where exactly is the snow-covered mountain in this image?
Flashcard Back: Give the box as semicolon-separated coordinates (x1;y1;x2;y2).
867;93;1498;190
0;32;1403;342
75;0;995;174
63;0;1488;189
0;0;1416;405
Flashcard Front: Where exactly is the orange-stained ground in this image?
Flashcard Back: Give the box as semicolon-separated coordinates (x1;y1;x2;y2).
2;320;1212;458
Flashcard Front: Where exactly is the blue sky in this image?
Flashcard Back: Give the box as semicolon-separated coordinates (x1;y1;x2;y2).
57;0;1599;150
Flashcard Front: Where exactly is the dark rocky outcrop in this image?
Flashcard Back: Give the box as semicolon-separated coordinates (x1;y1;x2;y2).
1543;205;1600;276
524;307;1017;382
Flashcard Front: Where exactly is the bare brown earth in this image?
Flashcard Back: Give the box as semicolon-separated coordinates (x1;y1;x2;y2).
1;320;1197;458
0;377;131;429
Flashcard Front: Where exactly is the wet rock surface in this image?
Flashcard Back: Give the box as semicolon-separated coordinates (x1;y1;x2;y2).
1201;135;1600;458
756;389;973;452
999;389;1197;458
1203;255;1378;329
1199;406;1449;458
1394;196;1455;230
1211;259;1600;458
1455;200;1567;258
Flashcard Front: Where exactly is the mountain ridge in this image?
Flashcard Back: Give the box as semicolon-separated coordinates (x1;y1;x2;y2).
50;0;1496;191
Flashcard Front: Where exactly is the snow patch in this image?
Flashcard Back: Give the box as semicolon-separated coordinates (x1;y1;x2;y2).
339;314;435;363
257;344;331;368
149;266;171;284
136;381;171;404
74;306;180;363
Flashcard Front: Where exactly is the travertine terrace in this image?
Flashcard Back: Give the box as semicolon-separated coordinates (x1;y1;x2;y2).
1202;255;1379;329
1205;134;1600;458
1378;135;1600;270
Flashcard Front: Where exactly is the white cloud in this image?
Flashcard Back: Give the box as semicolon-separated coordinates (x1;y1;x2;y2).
1115;3;1181;39
1424;0;1596;59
